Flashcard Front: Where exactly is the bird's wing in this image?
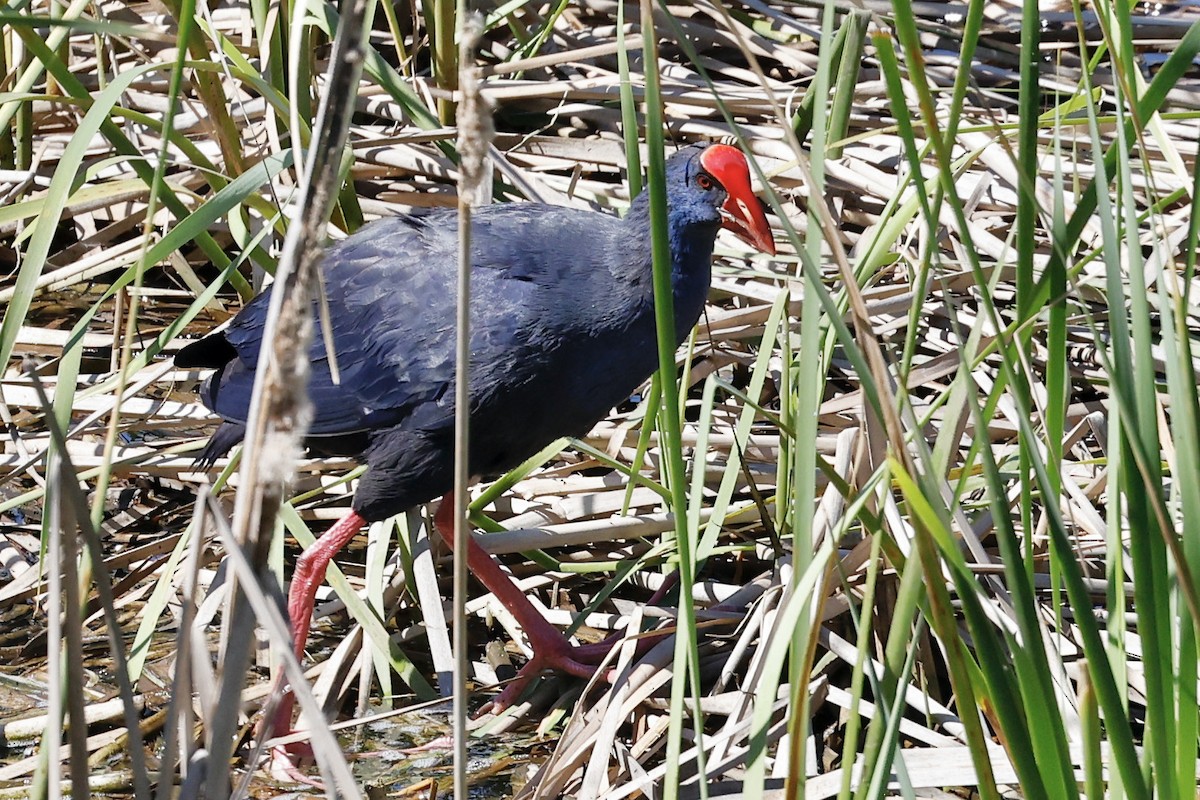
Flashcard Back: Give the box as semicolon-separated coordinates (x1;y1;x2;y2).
201;206;624;436
327;205;629;420
202;318;375;436
319;211;545;429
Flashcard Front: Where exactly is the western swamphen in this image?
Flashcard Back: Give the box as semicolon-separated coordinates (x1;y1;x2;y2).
177;142;774;748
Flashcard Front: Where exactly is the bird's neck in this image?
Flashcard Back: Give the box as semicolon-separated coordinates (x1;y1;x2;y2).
624;194;717;342
625;195;717;282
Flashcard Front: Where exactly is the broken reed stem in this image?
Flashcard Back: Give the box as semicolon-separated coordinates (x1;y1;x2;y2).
205;0;371;795
21;362;152;800
453;11;493;798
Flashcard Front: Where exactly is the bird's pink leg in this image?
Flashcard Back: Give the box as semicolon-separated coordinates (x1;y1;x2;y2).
258;510;368;779
434;494;611;710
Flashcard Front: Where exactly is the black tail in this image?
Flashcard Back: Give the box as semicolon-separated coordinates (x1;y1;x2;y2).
176;332;237;369
177;331;245;469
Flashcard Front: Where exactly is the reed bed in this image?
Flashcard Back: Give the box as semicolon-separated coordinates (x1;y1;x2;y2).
2;0;1200;797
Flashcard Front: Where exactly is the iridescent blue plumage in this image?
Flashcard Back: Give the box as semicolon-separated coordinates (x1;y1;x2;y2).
178;143;761;520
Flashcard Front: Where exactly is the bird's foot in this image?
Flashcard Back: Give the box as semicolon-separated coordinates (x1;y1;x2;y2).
477;633;618;715
257;678;323;786
265;740;323;787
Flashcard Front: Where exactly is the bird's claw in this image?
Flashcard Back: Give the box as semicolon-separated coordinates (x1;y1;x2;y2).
265;739;323;787
478;637;616;715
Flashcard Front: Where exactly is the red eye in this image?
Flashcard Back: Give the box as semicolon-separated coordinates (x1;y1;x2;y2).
697;173;714;190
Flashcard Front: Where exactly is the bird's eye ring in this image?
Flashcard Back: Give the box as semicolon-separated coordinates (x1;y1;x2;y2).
697;173;714;190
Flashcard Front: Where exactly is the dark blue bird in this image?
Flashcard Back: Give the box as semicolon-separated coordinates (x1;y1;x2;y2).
177;142;774;741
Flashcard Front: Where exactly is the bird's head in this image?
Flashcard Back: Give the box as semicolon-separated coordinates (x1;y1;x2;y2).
668;143;776;256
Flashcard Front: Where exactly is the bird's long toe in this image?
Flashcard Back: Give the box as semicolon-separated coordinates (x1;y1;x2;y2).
570;638;623;664
265;741;323;787
480;635;618;715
